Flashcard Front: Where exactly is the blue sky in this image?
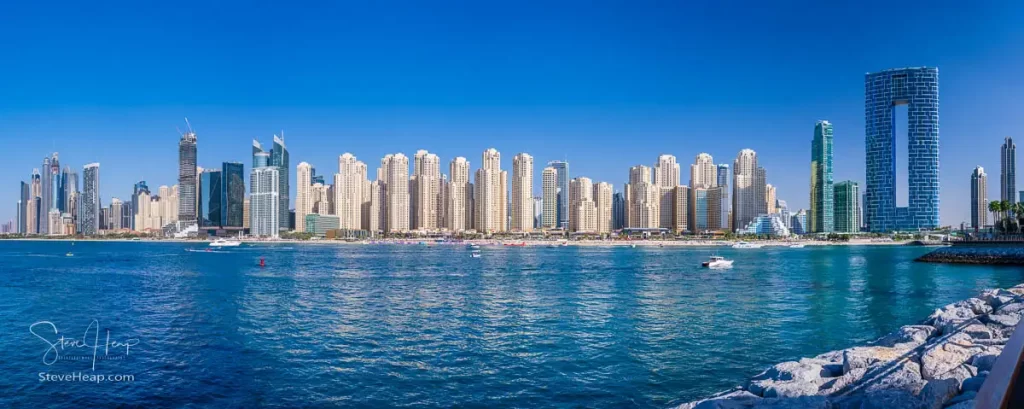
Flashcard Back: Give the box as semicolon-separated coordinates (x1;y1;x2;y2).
1;1;1022;226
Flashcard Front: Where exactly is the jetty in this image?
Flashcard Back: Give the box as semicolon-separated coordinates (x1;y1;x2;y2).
673;285;1024;408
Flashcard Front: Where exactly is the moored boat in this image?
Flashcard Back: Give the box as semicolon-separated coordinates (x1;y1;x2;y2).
210;238;242;247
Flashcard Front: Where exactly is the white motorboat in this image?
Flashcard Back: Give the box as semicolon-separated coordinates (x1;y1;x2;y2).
732;242;763;249
210;238;242;247
702;256;734;268
470;251;482;258
789;244;806;249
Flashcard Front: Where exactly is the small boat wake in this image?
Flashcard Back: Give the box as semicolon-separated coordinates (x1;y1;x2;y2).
185;248;230;254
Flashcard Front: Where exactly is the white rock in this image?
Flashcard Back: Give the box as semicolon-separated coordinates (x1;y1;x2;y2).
920;333;982;380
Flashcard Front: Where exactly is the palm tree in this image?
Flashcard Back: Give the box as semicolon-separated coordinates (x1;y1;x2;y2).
989;201;1003;232
1001;201;1015;233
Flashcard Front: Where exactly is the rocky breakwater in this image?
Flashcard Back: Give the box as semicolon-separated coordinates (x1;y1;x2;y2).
673;285;1024;409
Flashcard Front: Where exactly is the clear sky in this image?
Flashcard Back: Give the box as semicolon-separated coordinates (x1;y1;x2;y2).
2;1;1022;227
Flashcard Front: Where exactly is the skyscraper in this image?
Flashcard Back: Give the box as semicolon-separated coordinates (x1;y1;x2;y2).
39;156;50;234
971;167;988;229
250;166;280;237
81;163;100;236
448;157;471;232
864;67;940;232
690;153;716;189
717;164;730;228
766;184;777;215
383;153;410;233
612;192;625;230
541;166;558;229
834;181;861;233
1001;137;1016;205
336;154;368;231
475;148;505;234
569;177;596;233
178;126;198;226
511;153;534;232
674;186;690;233
199;169;223;228
654;154;679;230
548;161;569;229
295;162;313;232
131;180;149;231
732;149;765;232
222;162;245;229
626;165;659;228
412;150;441;231
810;120;835;233
18;182;29;234
271;135;290;231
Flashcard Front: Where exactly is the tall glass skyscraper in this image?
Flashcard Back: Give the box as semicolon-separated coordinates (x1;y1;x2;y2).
199;169;223;228
271;135;290;231
1001;137;1016;205
833;181;860;233
864;67;939;232
548;160;569;229
970;167;988;229
222;162;245;228
178;129;198;225
810;120;834;233
81;163;100;236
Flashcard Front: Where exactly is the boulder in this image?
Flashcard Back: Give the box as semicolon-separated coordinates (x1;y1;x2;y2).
872;325;936;348
962;373;987;393
855;358;926;395
841;346;911;374
919;333;981;380
674;390;760;409
750;396;831;409
962;323;995;340
834;390;919;409
929;306;979;335
917;378;959;409
982;313;1020;328
748;361;828;397
951;298;993;315
971;353;1000;372
932;364;977;386
813;350;845;364
798;358;843;378
996;301;1024;314
979;289;1019;308
944;399;975;409
818;368;867;396
946;391;976;406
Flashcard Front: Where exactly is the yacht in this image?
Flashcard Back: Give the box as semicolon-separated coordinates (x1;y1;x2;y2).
789;244;806;249
210;238;242;247
702;256;734;268
732;242;763;249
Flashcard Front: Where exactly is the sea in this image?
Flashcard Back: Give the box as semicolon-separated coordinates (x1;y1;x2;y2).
1;241;1021;408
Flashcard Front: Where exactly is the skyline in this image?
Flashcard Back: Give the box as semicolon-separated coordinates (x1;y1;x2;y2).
2;2;1024;226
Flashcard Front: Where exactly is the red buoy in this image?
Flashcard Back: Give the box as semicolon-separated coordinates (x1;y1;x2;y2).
260;257;265;267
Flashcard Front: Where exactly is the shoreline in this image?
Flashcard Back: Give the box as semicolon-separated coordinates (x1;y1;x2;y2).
673;285;1023;409
0;237;910;247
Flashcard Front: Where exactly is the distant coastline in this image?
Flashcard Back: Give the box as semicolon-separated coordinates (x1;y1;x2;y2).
0;237;910;247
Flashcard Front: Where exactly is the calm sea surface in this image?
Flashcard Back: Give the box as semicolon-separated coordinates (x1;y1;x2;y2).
1;241;1022;408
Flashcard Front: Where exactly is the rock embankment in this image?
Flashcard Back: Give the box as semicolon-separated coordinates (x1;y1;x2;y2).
673;285;1024;409
916;246;1024;265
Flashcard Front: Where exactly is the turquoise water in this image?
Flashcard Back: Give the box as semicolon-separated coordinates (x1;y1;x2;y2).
0;242;1022;408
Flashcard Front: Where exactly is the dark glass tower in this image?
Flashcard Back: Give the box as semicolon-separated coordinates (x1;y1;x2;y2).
199;170;222;228
222;162;245;228
178;128;198;225
548;160;569;229
810;120;834;233
864;67;939;232
1002;137;1016;205
271;135;290;230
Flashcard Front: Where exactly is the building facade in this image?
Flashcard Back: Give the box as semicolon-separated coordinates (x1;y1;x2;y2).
541;166;558;229
250;166;280;237
511;153;534;232
732;149;765;232
222;162;245;228
178;130;198;225
569;177;596;233
199;169;222;228
864;67;940;232
81;164;100;236
834;181;861;233
1002;137;1016;205
971;167;988;229
448;157;471;232
548;161;569;229
810;120;834;233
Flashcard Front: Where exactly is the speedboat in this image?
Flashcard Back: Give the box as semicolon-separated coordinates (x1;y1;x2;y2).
732;242;763;249
210;238;242;247
702;256;734;268
470;251;482;258
468;243;481;249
